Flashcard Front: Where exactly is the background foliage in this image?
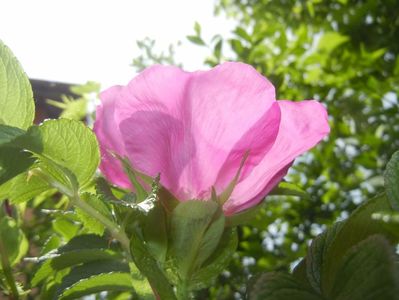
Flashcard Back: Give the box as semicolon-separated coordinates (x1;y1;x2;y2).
178;0;399;298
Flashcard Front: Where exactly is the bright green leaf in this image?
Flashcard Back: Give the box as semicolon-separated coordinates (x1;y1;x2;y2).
0;40;35;129
170;200;222;279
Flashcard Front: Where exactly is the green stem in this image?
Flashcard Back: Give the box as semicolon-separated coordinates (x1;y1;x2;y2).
70;193;131;254
0;238;19;300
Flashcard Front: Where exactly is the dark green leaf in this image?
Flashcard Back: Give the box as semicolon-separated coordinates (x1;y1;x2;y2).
322;194;395;294
55;260;131;299
143;203;168;263
0;125;25;146
0;147;35;185
331;235;398;300
59;273;134;300
306;221;344;294
248;272;322;300
385;150;399;209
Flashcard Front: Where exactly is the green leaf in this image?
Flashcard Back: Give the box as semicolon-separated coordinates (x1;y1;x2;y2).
59;273;134;300
55;260;131;299
8;173;49;204
0;125;25;146
248;272;322;300
187;35;206;46
306;221;344;294
234;27;252;42
194;22;201;35
0;147;35;185
214;39;223;60
190;228;238;290
75;193;113;235
142;203;168;263
0;40;35;129
28;119;100;188
170;200;223;278
113;154;148;201
58;234;110;252
129;263;154;300
0;217;28;267
52;217;79;241
322;194;395;294
269;181;310;199
317;32;349;54
130;228;177;300
32;249;121;286
385;150;399;209
331;235;398;300
32;234;113;286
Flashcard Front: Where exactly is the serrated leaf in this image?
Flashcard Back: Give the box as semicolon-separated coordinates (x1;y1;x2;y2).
331;235;398;300
59;272;134;300
248;272;322;300
58;234;110;252
292;259;312;288
29;119;100;188
55;260;131;299
32;235;113;286
0;40;35;129
32;249;121;287
306;221;344;294
130;228;177;300
385;150;399;209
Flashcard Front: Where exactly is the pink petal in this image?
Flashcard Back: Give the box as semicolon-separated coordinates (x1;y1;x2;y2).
176;62;278;199
94;65;191;189
95;62;280;201
224;100;330;215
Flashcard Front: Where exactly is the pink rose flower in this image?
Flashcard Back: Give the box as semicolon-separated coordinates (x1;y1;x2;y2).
94;62;329;215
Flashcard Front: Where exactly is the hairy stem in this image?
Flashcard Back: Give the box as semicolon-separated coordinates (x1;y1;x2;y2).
70;193;131;253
